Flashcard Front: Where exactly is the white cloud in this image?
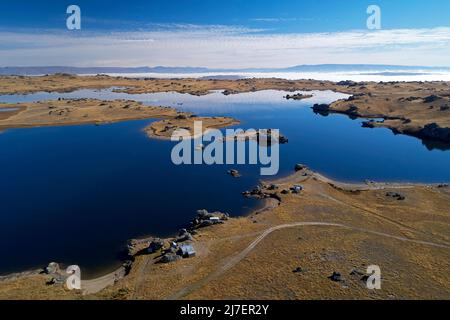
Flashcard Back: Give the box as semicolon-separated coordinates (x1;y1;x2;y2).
1;25;450;67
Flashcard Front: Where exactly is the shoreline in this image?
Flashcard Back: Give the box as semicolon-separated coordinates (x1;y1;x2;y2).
1;75;450;298
1;74;449;144
1;167;448;293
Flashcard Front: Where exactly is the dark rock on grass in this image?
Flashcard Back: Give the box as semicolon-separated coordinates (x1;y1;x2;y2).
148;238;164;253
160;253;182;264
122;260;133;276
292;267;304;273
294;164;307;172
176;229;193;242
290;185;303;194
386;192;406;201
346;105;360;118
44;262;60;275
349;269;365;277
337;80;358;86
350;269;370;283
328;271;344;282
423;95;441;103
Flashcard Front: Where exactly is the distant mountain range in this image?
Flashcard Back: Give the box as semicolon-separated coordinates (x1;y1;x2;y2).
1;64;450;76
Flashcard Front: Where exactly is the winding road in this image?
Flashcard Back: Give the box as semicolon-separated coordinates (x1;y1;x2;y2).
168;221;450;300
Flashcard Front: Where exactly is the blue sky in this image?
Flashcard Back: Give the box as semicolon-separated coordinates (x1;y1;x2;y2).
2;0;450;32
1;0;450;67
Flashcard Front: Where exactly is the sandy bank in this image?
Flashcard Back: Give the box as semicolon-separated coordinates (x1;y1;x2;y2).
0;98;238;138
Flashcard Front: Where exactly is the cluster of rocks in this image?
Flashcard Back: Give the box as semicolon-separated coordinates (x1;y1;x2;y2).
242;185;271;199
347;93;366;101
349;268;370;283
222;89;240;96
294;164;308;172
327;268;373;286
336;80;359;87
147;238;165;254
280;185;304;195
174;114;189;120
385;192;406;201
328;271;344;282
176;228;194;242
398;96;421;102
242;184;283;202
48;108;71;116
190;209;229;230
42;262;67;286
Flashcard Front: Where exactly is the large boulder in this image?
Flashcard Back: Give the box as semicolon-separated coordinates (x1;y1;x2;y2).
45;262;60;275
160;253;182;264
328;271;344;282
148;238;164;253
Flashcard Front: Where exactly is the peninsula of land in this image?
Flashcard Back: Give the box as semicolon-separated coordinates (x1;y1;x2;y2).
0;74;449;143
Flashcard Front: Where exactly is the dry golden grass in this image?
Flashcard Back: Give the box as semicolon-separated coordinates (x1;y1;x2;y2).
1;74;449;142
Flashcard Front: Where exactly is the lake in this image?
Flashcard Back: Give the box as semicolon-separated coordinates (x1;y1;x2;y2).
1;89;449;277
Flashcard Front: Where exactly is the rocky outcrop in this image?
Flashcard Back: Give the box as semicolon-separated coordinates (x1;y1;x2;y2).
312;103;331;115
328;271;344;282
160;253;182;263
176;229;193;242
386;192;406;201
416;123;450;143
227;169;241;178
190;209;229;230
423;95;441;103
285;93;313;100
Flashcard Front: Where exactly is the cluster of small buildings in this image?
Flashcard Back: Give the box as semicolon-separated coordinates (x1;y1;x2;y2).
144;210;229;264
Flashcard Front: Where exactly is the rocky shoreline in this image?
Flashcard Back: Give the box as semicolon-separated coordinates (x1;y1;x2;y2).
313;98;450;144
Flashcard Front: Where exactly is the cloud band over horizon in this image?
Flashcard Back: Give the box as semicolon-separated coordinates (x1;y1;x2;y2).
1;25;450;68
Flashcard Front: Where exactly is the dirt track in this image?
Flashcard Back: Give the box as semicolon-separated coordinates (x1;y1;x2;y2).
168;221;450;300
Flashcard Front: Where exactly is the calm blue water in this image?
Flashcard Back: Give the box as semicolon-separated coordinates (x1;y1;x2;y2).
1;89;449;277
